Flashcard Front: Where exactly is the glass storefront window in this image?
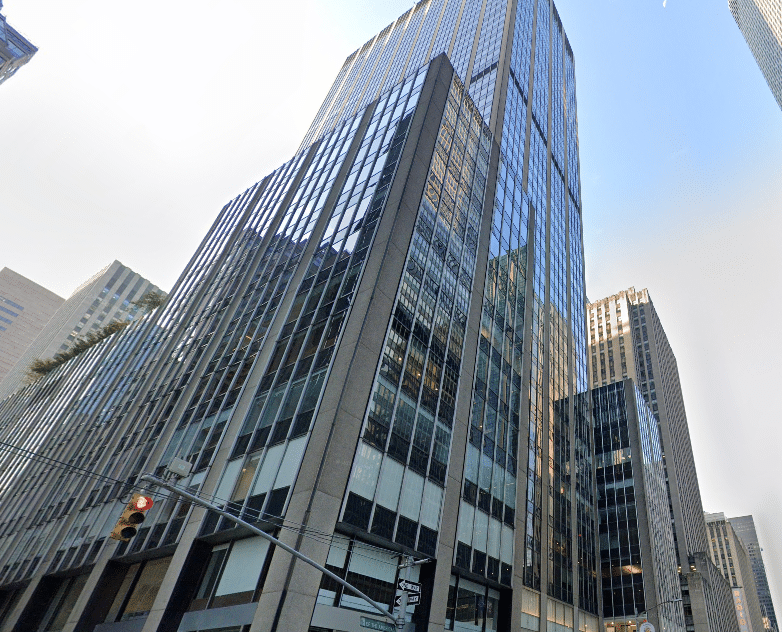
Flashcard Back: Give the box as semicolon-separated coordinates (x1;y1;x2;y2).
447;575;502;632
190;537;270;611
120;556;173;621
40;574;89;632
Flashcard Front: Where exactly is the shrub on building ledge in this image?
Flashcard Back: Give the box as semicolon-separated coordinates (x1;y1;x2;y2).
26;320;130;379
132;291;166;312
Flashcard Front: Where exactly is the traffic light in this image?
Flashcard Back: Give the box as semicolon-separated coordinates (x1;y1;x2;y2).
110;493;154;541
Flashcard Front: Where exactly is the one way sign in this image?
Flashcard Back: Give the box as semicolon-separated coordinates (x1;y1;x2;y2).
395;593;421;607
397;579;421;594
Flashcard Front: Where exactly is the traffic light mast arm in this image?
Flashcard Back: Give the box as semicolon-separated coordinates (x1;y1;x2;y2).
138;474;397;625
634;597;684;630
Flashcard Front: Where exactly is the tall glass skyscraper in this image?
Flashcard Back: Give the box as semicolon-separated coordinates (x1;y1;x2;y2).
0;2;599;631
593;380;683;632
728;0;782;110
0;1;36;86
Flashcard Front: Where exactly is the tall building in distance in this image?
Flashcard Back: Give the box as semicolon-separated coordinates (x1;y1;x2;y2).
587;288;737;632
0;268;64;385
728;0;782;110
705;512;765;632
587;288;707;564
728;516;779;632
0;1;36;86
593;380;684;632
0;260;165;400
0;1;600;631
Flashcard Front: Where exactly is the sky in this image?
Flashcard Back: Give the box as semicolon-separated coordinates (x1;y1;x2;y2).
1;0;781;613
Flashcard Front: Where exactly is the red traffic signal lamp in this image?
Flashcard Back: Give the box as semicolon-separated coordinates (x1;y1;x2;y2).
110;493;154;541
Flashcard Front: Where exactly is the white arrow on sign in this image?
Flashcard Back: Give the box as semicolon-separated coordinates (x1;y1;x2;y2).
395;593;421;607
397;579;421;593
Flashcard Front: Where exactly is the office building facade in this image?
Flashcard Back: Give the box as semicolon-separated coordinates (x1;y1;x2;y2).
0;268;64;386
0;260;165;400
685;554;743;632
587;289;737;632
0;1;36;85
0;1;600;631
587;288;707;565
728;0;782;110
593;380;683;632
704;513;764;632
728;516;778;632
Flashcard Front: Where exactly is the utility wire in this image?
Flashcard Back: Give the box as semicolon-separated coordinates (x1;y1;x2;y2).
0;441;337;549
0;438;398;558
0;440;129;486
0;442;403;569
0;448;360;567
0;443;132;490
0;439;339;544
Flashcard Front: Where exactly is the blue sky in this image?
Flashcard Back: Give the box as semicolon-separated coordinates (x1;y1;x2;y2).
558;0;782;607
563;0;782;610
1;0;780;612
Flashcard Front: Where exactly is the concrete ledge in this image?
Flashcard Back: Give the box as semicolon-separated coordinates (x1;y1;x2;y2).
311;603;397;632
93;618;147;632
177;602;258;631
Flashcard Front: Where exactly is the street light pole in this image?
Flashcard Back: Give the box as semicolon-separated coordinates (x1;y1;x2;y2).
396;555;413;630
395;555;430;630
139;474;398;625
635;598;684;632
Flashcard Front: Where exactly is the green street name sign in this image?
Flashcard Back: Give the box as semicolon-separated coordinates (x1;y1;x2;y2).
360;616;395;632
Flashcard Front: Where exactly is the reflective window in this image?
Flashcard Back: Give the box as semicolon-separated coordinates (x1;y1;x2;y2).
344;72;491;558
445;575;501;631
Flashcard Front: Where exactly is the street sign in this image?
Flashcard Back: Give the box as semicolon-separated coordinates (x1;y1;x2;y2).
395;593;421;607
397;578;421;594
359;616;395;632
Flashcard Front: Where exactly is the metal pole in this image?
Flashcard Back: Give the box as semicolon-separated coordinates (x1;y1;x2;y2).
139;474;397;624
636;597;683;632
396;555;412;630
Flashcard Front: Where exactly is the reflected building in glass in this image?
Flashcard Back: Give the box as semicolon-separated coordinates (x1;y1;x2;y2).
0;1;36;86
593;380;684;632
0;1;600;631
587;289;738;632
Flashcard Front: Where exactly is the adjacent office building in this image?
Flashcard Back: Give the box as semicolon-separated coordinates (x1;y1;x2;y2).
593;380;683;632
0;268;64;385
704;513;764;632
587;289;737;632
728;516;778;632
728;0;782;110
0;1;36;85
0;1;602;631
0;260;165;400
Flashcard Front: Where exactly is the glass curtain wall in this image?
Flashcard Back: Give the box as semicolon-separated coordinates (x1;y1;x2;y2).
341;71;492;560
0;65;431;587
594;382;645;622
194;66;431;546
